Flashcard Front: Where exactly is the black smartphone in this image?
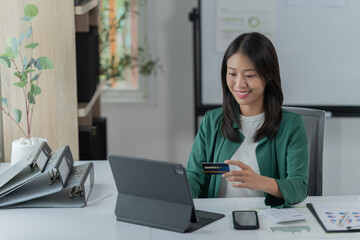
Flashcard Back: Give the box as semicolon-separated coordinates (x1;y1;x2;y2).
232;210;260;230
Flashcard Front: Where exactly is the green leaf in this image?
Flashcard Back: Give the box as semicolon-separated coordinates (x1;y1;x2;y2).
0;56;11;68
14;71;20;78
22;16;31;21
31;73;39;82
25;43;39;49
35;57;54;70
11;38;18;53
30;84;41;95
6;37;12;46
24;4;39;18
0;98;8;107
35;59;42;70
0;52;11;58
5;47;13;57
19;33;25;46
26;26;32;38
13;80;28;88
14;71;28;81
26;58;36;69
24;69;35;74
20;72;28;81
14;109;22;123
23;56;28;70
5;46;17;59
28;93;35;104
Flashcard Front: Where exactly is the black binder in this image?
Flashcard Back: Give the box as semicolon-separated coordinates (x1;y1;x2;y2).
79;125;99;160
74;0;92;6
92;117;107;160
79;118;107;160
75;26;99;102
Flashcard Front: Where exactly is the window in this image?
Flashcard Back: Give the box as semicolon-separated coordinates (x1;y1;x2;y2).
99;0;156;102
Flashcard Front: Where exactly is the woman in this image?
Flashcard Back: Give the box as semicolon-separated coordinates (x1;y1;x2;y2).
186;32;308;207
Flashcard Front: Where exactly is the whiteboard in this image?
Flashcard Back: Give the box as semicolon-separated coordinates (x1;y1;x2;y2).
200;0;360;108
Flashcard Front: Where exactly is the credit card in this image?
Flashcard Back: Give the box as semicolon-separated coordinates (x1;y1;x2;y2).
202;162;230;175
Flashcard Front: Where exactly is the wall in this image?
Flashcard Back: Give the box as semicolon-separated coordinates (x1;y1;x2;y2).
101;0;360;196
101;0;196;164
323;118;360;196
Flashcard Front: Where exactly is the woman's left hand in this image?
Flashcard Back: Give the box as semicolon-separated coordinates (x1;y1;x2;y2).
222;160;265;191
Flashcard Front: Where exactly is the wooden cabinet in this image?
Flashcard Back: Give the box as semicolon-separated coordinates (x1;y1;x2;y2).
0;0;100;162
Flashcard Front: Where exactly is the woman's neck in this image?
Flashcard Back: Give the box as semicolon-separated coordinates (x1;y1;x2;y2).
239;105;265;116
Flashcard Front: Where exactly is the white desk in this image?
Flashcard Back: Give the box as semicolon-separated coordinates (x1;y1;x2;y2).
0;161;359;240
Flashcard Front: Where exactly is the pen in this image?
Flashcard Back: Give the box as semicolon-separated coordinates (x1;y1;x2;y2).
347;225;360;231
338;211;350;227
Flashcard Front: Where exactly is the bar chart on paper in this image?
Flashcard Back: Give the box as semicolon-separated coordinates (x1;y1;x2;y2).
309;203;360;231
257;207;360;240
259;225;315;239
270;225;311;234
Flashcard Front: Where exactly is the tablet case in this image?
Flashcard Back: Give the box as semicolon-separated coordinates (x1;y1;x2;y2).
108;155;224;233
0;146;74;207
12;162;94;208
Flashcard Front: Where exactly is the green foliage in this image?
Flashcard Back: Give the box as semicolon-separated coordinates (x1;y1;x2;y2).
19;33;25;46
0;56;11;67
26;26;32;38
0;98;8;107
99;0;160;84
5;46;18;59
14;109;22;123
28;92;35;104
25;43;39;49
31;73;39;82
35;56;54;70
0;4;53;139
24;4;39;18
13;80;28;88
30;84;41;95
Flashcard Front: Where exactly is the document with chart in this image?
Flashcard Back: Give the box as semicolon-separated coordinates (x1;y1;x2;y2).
257;204;360;240
307;202;360;232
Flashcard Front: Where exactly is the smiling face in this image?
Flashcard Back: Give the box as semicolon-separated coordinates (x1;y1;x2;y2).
226;52;266;116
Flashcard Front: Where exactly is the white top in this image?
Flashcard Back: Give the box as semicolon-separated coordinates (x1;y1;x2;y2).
218;113;265;198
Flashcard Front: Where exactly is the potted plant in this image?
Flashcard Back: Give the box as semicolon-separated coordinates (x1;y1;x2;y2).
0;4;53;164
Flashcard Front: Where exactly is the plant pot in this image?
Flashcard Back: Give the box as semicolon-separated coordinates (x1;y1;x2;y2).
10;137;47;165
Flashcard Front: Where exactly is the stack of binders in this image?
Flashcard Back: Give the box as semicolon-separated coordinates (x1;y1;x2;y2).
0;142;94;208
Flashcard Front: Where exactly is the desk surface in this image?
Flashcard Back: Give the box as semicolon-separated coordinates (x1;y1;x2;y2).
0;161;359;240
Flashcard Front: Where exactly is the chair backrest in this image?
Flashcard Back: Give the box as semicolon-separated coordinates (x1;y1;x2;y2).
282;106;326;196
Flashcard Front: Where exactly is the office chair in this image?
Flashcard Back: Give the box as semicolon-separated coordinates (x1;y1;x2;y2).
282;106;326;196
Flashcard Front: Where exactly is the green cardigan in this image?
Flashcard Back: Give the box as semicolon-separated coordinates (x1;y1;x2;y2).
186;108;309;207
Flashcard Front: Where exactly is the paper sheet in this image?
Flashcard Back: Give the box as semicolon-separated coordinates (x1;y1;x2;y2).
311;203;360;231
256;207;360;240
215;0;277;52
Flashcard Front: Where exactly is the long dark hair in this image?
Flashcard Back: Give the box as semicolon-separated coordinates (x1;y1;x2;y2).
221;32;283;142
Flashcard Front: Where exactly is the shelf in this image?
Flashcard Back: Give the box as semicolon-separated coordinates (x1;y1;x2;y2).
78;81;105;117
74;0;98;15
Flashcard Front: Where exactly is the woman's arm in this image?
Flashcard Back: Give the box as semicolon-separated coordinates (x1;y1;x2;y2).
186;113;209;198
222;160;283;199
272;114;309;206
